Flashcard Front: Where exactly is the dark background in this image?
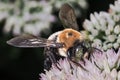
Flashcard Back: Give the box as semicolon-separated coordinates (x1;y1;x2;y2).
0;0;115;80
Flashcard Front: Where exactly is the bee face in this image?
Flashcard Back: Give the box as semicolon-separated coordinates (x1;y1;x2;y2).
67;40;102;63
67;40;90;59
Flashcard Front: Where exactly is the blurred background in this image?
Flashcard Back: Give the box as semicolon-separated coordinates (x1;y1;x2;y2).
0;0;114;80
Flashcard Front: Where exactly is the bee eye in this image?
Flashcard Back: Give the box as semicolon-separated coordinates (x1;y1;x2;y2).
68;32;73;36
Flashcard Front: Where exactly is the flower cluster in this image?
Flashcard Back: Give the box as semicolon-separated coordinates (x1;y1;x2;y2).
83;0;120;50
2;0;55;35
1;0;88;36
40;49;120;80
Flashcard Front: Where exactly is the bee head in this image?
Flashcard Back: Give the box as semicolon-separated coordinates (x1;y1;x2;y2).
57;28;83;51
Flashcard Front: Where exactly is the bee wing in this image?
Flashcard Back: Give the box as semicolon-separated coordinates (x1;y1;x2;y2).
7;34;64;48
59;3;79;31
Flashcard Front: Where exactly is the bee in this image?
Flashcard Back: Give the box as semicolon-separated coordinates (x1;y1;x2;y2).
7;3;98;70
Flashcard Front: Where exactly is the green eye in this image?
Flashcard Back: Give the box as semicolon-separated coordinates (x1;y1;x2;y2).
67;40;93;62
75;47;84;60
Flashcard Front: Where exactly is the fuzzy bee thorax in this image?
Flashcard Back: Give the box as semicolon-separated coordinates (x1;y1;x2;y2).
57;28;82;49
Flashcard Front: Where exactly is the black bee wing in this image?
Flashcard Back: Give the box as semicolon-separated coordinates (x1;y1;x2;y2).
7;34;64;48
59;3;79;31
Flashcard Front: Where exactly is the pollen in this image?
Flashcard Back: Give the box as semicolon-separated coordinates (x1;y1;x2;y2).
57;28;82;51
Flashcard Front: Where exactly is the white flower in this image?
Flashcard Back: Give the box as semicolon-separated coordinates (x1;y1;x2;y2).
107;35;116;42
113;42;119;49
2;0;55;36
117;36;120;43
92;39;102;47
114;25;120;34
83;19;94;32
83;0;120;50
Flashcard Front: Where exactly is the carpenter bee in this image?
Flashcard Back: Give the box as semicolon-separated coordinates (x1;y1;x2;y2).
7;3;98;70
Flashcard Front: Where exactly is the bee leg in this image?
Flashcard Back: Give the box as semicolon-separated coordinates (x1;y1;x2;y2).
93;47;102;53
68;58;88;71
44;55;53;70
44;48;57;70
